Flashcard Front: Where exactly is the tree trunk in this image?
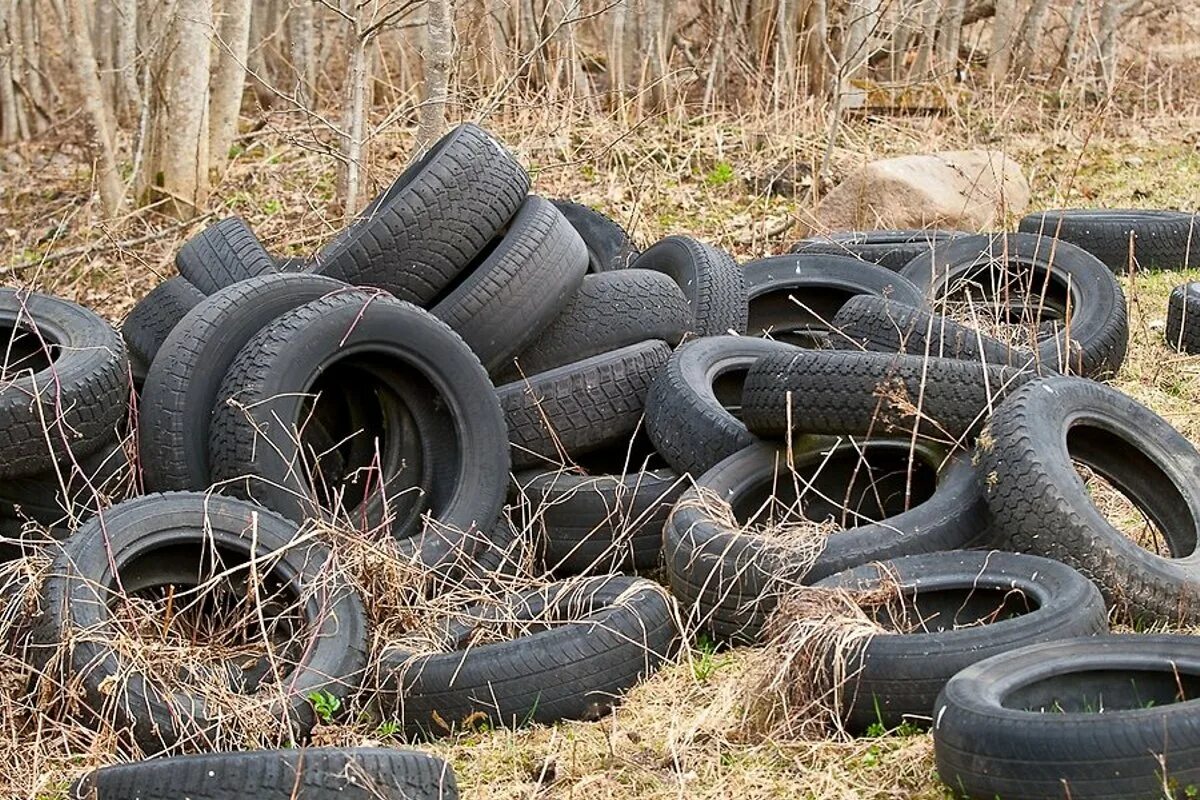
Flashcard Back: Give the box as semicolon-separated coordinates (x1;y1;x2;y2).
1096;0;1128;92
113;0;140;119
802;0;828;94
608;0;629;98
1014;0;1053;74
0;0;18;142
94;0;115;109
1051;0;1089;85
840;0;882;104
986;0;1015;81
209;0;251;172
773;0;795;109
67;0;124;215
338;0;372;219
417;0;452;151
287;0;316;106
936;0;966;78
159;0;212;217
910;0;941;77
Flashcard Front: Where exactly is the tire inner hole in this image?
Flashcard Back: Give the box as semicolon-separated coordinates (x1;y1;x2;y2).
939;260;1071;350
748;286;858;348
1004;668;1200;713
869;585;1036;634
0;322;59;377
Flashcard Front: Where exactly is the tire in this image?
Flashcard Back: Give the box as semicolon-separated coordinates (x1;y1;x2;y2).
815;551;1107;732
0;289;128;478
32;492;368;752
513;463;685;574
630;235;748;336
499;270;690;381
176;217;277;294
665;439;988;643
313;123;530;303
831;294;1053;373
741;349;1038;444
121;277;206;377
1166;282;1200;354
790;229;966;272
209;291;510;567
73;748;458;800
431;196;587;373
644;336;801;477
139;273;349;492
551;199;639;272
378;575;678;738
0;437;129;528
1019;208;1199;272
980;375;1200;625
934;634;1200;800
744;254;925;347
498;340;670;470
900;233;1129;378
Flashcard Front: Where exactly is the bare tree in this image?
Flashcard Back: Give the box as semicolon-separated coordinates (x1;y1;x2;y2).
0;0;19;142
418;0;453;150
66;0;123;215
209;0;252;172
1014;0;1053;74
113;0;140;119
1096;0;1130;92
987;0;1015;80
288;0;317;105
158;0;213;217
911;0;941;77
937;0;966;75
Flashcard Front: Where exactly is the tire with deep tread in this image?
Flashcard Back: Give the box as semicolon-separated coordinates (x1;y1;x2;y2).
1165;282;1200;354
176;217;277;294
122;277;206;377
630;235;748;336
790;229;966;272
0;438;129;528
1019;208;1199;272
551;199;639;272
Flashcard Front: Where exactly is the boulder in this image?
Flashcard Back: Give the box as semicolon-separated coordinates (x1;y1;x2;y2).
812;150;1030;234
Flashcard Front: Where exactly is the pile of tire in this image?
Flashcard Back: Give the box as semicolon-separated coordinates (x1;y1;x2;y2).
1;122;1198;798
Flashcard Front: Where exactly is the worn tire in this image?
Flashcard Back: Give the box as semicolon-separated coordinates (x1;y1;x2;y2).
744;254;925;347
665;439;989;643
1019;209;1199;272
980;376;1200;625
551;199;639;272
935;635;1200;800
0;289;127;478
33;492;368;752
314;124;530;303
815;551;1108;732
630;235;748;336
1166;282;1200;354
176;217;277;294
121;277;206;377
644;336;800;477
790;229;966;272
378;575;677;738
900;233;1128;378
499;340;670;470
0;437;129;528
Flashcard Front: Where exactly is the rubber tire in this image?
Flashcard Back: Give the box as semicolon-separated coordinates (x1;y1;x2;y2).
313;123;530;303
980;375;1200;625
121;277;206;376
498;340;670;470
378;575;677;738
644;336;801;477
1166;282;1200;354
831;295;1054;373
513;465;684;574
934;634;1200;800
1019;209;1199;272
630;235;748;336
742;348;1038;444
744;254;925;346
815;551;1108;732
665;439;989;643
0;437;129;528
176;217;277;294
32;492;367;752
499;270;690;381
790;229;966;272
551;199;639;272
73;748;458;800
0;289;128;478
139;273;349;492
431;196;587;373
900;233;1129;378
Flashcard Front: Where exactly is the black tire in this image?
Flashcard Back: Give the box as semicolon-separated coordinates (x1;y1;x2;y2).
32;492;368;752
431;196;587;373
121;277;206;376
499;270;690;381
831;294;1053;373
1166;282;1200;354
665;439;989;643
378;575;678;738
744;254;925;347
0;289;128;478
934;634;1200;800
550;199;639;272
630;235;748;336
73;748;458;800
513;462;684;574
139;273;349;492
980;375;1200;625
742;349;1038;444
790;229;966;272
498;340;670;470
209;291;509;566
0;437;129;528
313;124;530;303
644;336;801;477
1019;208;1199;272
176;217;277;294
900;233;1129;378
815;551;1107;732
